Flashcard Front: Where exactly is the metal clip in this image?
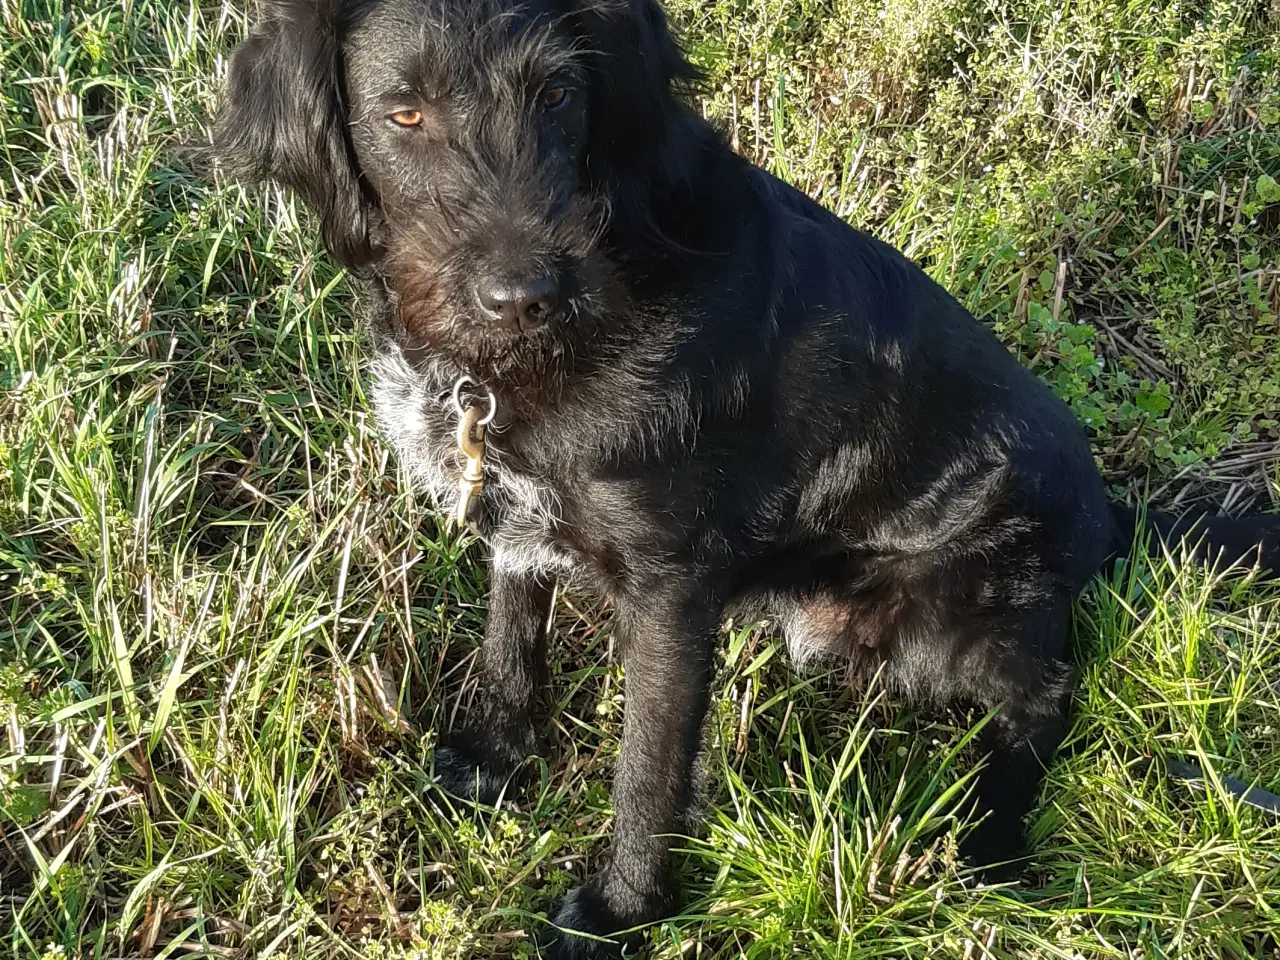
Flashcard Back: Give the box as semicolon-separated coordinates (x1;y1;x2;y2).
449;376;497;532
452;405;487;529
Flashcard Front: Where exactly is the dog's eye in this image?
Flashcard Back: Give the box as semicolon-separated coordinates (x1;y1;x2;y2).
541;87;569;111
388;109;424;128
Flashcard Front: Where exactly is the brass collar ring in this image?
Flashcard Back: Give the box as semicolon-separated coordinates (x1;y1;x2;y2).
449;375;497;530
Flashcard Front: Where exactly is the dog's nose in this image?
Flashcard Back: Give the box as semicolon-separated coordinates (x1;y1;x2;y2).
475;274;560;332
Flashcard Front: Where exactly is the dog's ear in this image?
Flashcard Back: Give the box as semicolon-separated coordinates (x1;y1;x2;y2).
579;0;700;180
215;0;375;269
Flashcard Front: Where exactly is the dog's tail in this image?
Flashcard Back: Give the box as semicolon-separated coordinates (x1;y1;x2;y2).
1106;500;1280;577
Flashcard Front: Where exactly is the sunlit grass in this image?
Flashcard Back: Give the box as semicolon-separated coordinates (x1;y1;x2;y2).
3;0;1278;957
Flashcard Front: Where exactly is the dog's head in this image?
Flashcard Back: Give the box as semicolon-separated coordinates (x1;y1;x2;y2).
215;0;700;385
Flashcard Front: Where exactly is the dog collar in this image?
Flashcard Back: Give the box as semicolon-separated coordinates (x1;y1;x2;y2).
449;375;497;531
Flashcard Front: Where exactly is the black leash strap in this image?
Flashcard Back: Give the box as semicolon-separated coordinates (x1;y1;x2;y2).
1163;757;1280;815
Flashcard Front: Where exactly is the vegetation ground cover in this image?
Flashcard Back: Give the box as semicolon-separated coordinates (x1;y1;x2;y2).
3;0;1279;956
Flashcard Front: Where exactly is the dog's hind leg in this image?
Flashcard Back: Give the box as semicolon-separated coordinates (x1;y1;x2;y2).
961;675;1072;878
949;600;1075;880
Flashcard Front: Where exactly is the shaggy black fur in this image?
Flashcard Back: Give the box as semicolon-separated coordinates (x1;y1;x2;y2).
214;0;1280;954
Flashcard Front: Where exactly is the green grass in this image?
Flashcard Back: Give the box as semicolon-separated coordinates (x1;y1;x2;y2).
3;0;1280;956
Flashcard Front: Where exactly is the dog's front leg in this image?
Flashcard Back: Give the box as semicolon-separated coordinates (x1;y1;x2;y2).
433;557;555;803
546;584;716;958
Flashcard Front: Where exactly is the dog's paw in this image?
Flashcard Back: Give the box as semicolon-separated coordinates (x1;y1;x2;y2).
432;729;521;806
539;885;645;960
958;818;1024;884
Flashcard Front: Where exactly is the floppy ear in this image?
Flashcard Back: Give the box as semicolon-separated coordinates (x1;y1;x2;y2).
214;0;375;269
579;0;700;181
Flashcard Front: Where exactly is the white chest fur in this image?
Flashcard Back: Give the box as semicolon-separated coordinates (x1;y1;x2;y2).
368;348;577;578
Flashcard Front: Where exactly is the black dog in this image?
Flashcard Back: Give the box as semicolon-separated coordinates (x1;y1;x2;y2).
214;0;1280;954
